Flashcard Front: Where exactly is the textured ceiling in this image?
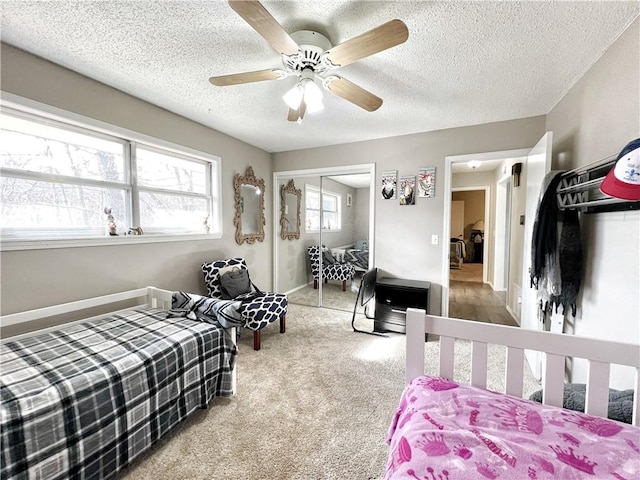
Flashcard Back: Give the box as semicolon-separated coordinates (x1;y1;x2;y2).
1;1;638;153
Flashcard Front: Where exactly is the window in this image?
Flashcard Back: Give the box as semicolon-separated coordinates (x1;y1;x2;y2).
0;106;220;245
135;146;211;234
305;185;341;232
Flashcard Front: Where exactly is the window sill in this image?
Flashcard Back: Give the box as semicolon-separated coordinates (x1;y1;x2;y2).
0;233;223;252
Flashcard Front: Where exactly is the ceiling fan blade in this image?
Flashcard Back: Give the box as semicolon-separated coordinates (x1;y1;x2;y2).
323;19;408;68
325;76;382;112
229;1;299;56
209;69;283;86
287;99;307;122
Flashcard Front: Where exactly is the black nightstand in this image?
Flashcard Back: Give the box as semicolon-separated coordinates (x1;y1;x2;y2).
374;277;430;334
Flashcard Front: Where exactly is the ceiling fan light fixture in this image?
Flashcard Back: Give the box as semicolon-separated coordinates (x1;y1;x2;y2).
283;83;304;109
283;77;323;113
302;78;323;113
212;3;410;122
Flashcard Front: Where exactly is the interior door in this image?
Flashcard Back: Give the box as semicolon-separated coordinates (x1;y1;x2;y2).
520;132;553;379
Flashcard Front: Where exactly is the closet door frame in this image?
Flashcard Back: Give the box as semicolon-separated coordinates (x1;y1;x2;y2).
273;164;375;307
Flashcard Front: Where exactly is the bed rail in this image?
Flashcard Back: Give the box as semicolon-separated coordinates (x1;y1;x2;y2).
406;308;640;426
1;286;171;328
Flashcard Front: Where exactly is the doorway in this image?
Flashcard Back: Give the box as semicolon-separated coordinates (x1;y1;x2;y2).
450;187;488;284
441;149;530;321
273;164;375;313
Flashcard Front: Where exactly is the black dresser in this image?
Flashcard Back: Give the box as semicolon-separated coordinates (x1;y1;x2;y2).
374;277;430;334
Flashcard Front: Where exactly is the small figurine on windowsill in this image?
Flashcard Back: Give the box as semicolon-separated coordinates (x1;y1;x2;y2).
203;215;210;234
104;207;118;236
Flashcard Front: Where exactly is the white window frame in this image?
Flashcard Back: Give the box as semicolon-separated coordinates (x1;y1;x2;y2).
0;94;222;251
305;184;342;233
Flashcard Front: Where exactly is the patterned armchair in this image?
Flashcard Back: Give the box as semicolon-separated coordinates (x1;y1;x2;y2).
306;245;356;292
201;258;287;350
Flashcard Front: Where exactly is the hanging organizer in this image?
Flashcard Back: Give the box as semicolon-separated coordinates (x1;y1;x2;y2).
556;153;640;213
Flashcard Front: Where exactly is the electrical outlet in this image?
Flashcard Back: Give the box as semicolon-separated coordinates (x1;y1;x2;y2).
431;235;439;245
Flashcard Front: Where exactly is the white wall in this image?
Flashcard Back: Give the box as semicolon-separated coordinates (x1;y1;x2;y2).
0;44;273;329
545;19;640;389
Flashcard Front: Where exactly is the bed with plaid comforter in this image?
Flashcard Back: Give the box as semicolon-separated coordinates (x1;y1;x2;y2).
0;306;237;480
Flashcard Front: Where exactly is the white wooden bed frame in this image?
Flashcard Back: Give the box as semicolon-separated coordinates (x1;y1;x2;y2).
1;286;237;392
405;308;640;426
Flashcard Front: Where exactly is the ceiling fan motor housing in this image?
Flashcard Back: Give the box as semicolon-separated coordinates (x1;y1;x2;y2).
283;30;332;74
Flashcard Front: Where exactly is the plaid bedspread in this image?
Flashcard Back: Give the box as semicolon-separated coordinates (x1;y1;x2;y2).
0;307;237;480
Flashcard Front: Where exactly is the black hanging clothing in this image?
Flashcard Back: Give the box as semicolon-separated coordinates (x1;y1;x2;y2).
553;210;582;316
530;172;564;290
530;171;583;319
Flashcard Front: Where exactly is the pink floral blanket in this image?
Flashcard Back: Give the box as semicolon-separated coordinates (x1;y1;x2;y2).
386;376;640;479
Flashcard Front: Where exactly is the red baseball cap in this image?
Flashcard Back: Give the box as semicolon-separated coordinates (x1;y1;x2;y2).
600;138;640;201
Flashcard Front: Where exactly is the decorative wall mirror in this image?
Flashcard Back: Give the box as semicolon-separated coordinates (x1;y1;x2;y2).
234;166;265;245
280;179;302;240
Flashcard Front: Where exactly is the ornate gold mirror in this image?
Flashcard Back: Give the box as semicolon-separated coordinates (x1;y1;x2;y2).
280;179;301;240
234;166;265;245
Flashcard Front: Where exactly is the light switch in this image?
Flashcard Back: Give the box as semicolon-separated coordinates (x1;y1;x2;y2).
431;235;439;245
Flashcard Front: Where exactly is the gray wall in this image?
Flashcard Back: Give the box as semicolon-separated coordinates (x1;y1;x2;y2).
0;44;273;319
273;117;547;314
545;19;639;388
353;187;370;243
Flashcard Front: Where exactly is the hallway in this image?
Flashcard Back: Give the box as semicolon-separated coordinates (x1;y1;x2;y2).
449;263;517;326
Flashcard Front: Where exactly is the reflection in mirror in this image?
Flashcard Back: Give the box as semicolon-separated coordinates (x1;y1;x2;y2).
234;166;265;245
275;169;374;315
241;184;260;233
319;174;371;313
280;179;301;240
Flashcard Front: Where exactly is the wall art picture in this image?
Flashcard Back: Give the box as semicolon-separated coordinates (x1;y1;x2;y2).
346;193;353;207
381;170;397;199
399;175;416;205
417;167;436;198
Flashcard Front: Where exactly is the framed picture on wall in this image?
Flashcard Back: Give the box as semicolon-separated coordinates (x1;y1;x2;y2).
399;175;416;205
346;193;353;207
417;167;436;198
381;170;397;199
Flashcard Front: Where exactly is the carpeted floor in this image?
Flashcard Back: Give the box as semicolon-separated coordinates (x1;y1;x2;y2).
120;304;540;480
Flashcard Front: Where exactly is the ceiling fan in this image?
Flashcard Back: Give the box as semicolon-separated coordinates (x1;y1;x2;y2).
209;1;409;123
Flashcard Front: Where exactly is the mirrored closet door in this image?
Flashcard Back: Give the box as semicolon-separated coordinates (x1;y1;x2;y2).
274;165;375;313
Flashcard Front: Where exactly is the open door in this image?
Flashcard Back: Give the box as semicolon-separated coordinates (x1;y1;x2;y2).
520;132;553;379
